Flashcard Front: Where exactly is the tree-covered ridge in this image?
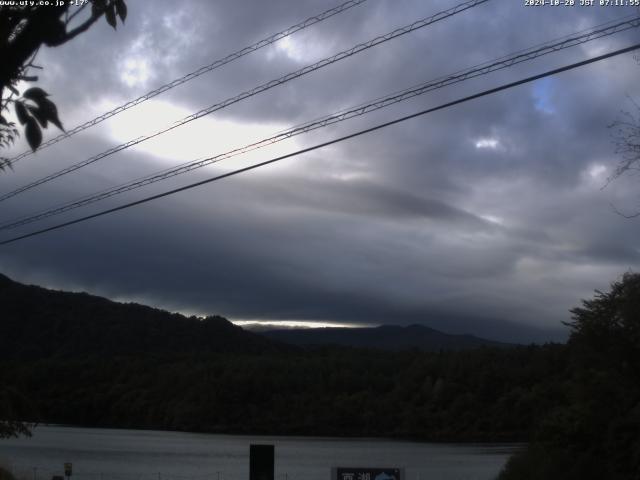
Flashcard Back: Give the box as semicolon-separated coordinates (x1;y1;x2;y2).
0;272;513;357
0;273;282;358
0;274;565;442
2;272;638;478
0;271;562;441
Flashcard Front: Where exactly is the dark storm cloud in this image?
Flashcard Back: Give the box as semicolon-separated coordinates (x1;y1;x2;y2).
1;0;639;342
254;176;492;226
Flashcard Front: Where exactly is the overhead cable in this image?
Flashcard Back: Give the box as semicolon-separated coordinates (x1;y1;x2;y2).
2;42;638;246
5;0;370;164
0;0;489;202
2;14;638;231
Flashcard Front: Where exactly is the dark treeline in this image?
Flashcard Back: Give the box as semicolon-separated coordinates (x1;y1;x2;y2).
1;273;639;478
0;345;566;442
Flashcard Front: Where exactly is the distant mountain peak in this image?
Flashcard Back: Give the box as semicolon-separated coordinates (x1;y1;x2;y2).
260;323;511;351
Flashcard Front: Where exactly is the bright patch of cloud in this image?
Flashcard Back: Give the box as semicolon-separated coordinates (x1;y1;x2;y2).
105;99;299;165
587;164;607;179
117;31;156;88
581;163;609;187
480;214;504;225
267;34;328;63
276;36;306;62
120;57;153;88
475;138;500;149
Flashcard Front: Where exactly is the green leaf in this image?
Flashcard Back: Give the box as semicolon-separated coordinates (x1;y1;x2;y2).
14;102;29;125
22;87;50;101
24;117;42;152
115;0;127;22
105;4;117;29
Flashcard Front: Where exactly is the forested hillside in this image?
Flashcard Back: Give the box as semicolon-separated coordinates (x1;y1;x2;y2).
1;273;638;478
0;273;561;441
0;273;281;358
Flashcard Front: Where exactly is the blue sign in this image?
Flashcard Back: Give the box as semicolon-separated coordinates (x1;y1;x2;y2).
335;468;402;480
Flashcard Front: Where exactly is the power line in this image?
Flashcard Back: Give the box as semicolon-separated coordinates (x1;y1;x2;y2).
279;12;640;134
0;0;489;203
2;42;638;247
2;14;638;231
5;0;370;165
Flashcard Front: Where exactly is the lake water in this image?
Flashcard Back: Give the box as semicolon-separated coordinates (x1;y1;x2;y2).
0;426;519;480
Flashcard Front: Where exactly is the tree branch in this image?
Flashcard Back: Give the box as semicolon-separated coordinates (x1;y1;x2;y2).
66;3;89;25
55;1;114;45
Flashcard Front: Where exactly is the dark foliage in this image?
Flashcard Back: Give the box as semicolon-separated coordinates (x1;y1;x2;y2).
0;272;278;438
2;271;638;475
0;346;567;441
0;0;126;166
499;273;640;480
0;466;17;480
0;272;566;441
0;273;282;359
0;386;36;438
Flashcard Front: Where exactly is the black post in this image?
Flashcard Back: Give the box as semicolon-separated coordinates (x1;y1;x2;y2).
249;445;274;480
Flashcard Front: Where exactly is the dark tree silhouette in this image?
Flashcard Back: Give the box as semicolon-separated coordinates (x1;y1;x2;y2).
499;272;640;480
0;0;127;170
567;271;640;383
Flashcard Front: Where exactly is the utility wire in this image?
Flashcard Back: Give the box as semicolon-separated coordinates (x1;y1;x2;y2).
5;0;370;165
0;0;489;203
2;42;638;247
278;12;640;134
2;15;638;231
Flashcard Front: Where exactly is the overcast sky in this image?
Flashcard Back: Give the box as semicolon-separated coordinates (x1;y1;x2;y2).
1;0;639;342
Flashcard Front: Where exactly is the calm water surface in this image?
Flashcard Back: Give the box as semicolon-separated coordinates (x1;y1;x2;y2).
0;426;520;480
